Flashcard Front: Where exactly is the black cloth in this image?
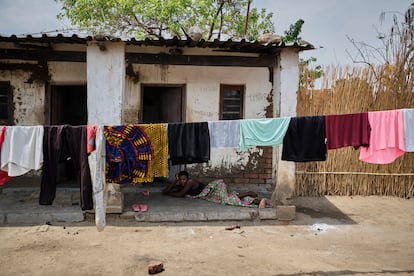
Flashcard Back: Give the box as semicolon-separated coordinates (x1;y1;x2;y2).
168;122;210;165
39;125;93;210
282;116;327;162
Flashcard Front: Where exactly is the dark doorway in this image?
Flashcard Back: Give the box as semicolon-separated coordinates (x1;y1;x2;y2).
141;85;185;180
141;85;184;123
50;85;87;125
48;84;87;186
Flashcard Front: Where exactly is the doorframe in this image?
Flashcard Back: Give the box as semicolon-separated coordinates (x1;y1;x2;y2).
45;82;87;125
140;83;186;123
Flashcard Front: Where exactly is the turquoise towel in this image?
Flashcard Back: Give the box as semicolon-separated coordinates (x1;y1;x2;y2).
239;117;291;150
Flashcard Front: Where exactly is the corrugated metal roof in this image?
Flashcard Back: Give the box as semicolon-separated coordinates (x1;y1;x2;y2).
0;34;314;54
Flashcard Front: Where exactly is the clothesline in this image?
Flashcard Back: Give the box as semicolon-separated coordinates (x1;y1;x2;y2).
296;171;414;176
1;108;413;231
1;108;413;179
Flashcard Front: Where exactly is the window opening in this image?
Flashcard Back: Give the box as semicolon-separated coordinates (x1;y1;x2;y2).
220;84;244;120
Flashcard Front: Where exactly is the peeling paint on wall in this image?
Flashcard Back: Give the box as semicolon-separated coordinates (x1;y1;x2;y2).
123;108;139;123
6;71;45;125
264;89;274;118
186;147;267;184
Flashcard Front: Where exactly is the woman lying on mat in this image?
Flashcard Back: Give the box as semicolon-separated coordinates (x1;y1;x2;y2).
162;170;272;208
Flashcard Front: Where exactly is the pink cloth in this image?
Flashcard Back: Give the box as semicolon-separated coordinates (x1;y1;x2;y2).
0;126;11;185
87;125;98;154
359;110;405;164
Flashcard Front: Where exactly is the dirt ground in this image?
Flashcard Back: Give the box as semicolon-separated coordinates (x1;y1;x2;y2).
1;196;414;276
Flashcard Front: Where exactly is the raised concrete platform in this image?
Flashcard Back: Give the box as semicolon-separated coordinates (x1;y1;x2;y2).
123;190;276;222
0;183;280;225
0;187;84;225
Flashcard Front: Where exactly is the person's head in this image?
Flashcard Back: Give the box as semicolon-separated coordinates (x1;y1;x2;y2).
177;170;189;184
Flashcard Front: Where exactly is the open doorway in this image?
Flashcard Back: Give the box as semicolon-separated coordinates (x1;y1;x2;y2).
49;85;87;125
48;84;87;186
141;85;184;123
141;84;185;180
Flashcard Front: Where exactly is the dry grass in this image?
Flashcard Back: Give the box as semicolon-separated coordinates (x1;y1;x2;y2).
296;65;414;197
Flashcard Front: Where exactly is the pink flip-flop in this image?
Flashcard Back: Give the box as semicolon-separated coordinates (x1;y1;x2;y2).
132;203;140;212
142;189;150;196
139;204;148;212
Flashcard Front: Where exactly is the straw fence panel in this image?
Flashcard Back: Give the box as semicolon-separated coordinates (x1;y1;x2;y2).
295;66;414;197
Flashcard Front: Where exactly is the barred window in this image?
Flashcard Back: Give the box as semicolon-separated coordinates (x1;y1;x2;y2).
220;84;244;120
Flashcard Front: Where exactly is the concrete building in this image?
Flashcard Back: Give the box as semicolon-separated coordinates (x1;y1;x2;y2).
0;34;314;202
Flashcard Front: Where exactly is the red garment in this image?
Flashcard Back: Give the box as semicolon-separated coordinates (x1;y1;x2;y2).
325;112;371;150
87;125;98;154
0;126;11;185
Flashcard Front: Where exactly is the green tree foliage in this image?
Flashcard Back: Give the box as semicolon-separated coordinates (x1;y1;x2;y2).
299;57;324;90
56;0;275;40
281;19;304;43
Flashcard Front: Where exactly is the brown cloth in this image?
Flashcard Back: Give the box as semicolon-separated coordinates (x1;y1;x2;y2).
39;125;93;210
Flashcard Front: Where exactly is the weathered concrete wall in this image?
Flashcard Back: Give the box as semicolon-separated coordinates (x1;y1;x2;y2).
124;61;280;189
0;59;87;126
126;64;272;120
123;75;140;124
0;68;45;125
1;42;300;191
87;42;125;125
49;62;86;83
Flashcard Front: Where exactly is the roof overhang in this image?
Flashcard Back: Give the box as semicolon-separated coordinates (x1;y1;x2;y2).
0;34;314;54
0;34;315;67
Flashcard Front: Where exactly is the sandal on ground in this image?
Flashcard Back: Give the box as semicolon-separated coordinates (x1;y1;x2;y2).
139;204;148;212
132;203;140;212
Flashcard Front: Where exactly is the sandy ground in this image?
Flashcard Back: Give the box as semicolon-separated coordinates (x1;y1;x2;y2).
1;196;414;276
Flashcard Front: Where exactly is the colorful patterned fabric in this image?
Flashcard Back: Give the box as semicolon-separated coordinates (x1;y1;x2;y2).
136;124;168;182
189;179;258;208
104;125;154;184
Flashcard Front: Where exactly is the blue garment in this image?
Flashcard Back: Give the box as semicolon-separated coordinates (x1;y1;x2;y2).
104;125;154;184
239;117;291;150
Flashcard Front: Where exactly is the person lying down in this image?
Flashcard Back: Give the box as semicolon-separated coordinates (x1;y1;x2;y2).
162;170;273;208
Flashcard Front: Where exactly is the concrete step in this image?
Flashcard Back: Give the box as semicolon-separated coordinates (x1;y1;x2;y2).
0;187;278;225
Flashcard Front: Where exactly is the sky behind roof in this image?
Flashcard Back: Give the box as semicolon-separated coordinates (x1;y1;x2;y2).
0;0;412;66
